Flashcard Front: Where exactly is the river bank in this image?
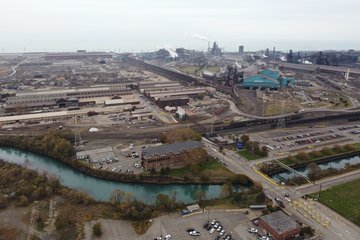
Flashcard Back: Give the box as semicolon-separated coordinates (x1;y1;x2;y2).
0;157;264;240
0;147;226;202
266;150;360;176
0;133;236;185
263;150;360;185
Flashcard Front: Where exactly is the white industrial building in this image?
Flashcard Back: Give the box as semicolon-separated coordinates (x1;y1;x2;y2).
76;147;116;163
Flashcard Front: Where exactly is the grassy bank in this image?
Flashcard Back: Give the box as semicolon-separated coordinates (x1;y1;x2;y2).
237;149;265;161
260;143;360;185
179;66;199;74
313;178;360;226
280;143;360;166
164;159;234;179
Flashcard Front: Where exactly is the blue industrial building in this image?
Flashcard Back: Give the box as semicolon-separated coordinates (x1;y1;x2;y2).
239;69;295;90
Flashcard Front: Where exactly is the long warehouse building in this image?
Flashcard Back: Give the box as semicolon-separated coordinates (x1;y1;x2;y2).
5;85;132;113
44;52;113;60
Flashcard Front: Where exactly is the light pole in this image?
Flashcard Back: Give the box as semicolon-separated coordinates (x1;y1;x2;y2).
159;219;162;239
207;208;210;224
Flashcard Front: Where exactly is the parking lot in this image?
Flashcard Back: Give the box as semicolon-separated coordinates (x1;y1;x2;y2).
90;143;144;174
270;130;345;149
235;123;360;157
90;142;165;174
84;210;264;240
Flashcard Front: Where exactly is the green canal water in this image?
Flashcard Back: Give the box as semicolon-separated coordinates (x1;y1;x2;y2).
0;147;221;203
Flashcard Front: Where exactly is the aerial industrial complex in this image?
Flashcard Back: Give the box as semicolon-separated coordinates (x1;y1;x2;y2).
1;44;360;240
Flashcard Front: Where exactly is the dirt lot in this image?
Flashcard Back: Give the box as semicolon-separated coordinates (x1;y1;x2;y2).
0;206;30;240
84;210;263;240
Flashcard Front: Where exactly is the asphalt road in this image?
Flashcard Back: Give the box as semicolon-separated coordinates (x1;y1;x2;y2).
202;139;360;240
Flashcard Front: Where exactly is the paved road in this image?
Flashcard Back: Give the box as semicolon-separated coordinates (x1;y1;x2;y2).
202;139;360;240
7;58;28;78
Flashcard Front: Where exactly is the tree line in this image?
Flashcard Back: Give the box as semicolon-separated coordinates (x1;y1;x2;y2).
0;130;74;162
240;135;269;158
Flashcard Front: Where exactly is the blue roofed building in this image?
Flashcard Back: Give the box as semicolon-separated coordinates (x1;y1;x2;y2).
239;68;295;90
260;69;280;80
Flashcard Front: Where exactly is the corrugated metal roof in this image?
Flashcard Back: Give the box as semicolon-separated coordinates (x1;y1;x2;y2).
158;95;189;101
259;69;279;80
240;75;280;88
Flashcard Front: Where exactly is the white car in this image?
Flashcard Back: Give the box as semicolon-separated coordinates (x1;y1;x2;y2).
210;220;216;225
164;234;171;240
220;229;225;236
189;231;200;236
248;228;258;233
209;228;215;234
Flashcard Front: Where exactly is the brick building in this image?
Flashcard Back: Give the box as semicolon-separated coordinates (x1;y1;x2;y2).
141;141;202;171
258;211;300;240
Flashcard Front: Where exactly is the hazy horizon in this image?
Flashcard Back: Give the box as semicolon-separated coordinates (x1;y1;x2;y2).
1;0;360;53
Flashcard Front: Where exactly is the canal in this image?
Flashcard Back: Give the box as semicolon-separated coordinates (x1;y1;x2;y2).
272;154;360;182
0;147;221;203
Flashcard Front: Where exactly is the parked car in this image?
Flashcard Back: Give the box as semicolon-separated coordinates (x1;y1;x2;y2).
248;228;258;233
189;231;200;236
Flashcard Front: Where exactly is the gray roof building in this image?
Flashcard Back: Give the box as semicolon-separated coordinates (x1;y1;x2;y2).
260;211;299;235
142;141;202;159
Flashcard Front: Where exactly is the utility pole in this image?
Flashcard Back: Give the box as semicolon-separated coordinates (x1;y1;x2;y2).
207;208;210;223
159;219;162;238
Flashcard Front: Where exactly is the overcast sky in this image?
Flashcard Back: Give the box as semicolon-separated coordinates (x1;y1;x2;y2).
1;0;359;53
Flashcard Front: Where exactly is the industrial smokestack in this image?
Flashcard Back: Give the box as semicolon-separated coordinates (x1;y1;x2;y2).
193;33;210;51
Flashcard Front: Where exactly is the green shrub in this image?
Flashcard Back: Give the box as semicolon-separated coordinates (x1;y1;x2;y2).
92;222;102;237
